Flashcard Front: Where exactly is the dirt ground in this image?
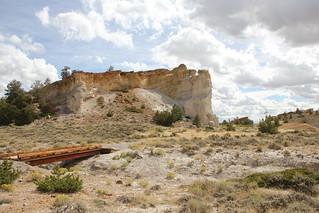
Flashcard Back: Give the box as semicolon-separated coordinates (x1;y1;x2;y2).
0;116;319;213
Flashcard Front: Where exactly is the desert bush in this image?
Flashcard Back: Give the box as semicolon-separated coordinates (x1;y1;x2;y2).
245;168;319;195
268;143;282;150
138;179;149;188
283;150;291;157
188;179;215;198
225;123;235;131
112;151;139;161
53;195;70;207
180;198;211;213
167;160;175;169
284;201;316;213
0;160;20;185
150;148;164;156
258;116;279;134
188;179;238;200
181;143;200;156
125;106;143;113
153;110;174;126
0;183;13;192
171;104;184;121
153;105;184;127
166;171;176;180
106;111;113;117
0;199;12;205
53;201;87;213
35;167;83;193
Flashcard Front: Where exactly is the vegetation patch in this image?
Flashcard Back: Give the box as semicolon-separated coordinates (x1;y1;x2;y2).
153;104;184;127
112;151;140;162
0;80;54;126
245;168;319;195
35;167;83;193
125;106;143;113
258;116;279;134
0;160;20;185
179;198;211;213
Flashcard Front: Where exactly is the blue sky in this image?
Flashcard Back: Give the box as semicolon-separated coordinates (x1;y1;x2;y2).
0;0;319;121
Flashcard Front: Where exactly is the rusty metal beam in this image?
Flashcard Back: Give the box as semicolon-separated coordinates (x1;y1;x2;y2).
0;145;115;166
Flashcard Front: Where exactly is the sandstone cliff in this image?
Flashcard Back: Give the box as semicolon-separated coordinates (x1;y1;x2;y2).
43;64;218;125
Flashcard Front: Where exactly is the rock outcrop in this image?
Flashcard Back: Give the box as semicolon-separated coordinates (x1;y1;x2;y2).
43;64;218;125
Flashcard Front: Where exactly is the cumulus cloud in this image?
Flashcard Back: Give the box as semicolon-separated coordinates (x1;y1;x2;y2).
35;7;133;48
151;25;319;120
191;0;319;45
35;6;50;26
83;0;188;32
0;34;58;94
152;27;258;74
0;34;44;54
31;1;319;120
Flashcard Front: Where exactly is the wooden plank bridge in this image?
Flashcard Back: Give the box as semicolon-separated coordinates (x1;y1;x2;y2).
0;145;115;166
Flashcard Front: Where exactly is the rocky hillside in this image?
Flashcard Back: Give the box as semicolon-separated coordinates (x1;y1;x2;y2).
42;64;218;126
277;108;319;128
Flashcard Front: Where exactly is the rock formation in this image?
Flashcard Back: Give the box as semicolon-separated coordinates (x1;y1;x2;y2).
43;64;218;125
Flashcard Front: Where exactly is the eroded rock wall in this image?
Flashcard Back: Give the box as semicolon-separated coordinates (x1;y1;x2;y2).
43;64;218;125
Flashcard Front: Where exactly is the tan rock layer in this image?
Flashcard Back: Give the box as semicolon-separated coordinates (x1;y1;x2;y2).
43;64;218;125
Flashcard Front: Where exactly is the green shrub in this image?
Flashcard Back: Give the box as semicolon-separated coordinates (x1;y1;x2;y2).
245;168;319;195
0;80;55;126
166;171;175;180
39;100;55;117
53;195;70;207
181;198;211;213
0;199;12;205
226;123;235;131
171;104;184;121
153;105;184;127
35;167;83;193
0;160;20;185
14;105;36;126
258;116;279;134
0;183;13;192
125;106;143;113
153;110;174;126
106;111;113;117
0;99;17;125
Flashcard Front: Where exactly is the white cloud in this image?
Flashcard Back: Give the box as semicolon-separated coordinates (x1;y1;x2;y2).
0;34;44;54
36;7;133;48
120;61;154;71
31;1;319;120
35;6;50;26
0;34;58;94
84;0;188;32
152;27;258;74
191;0;319;46
152;26;319;120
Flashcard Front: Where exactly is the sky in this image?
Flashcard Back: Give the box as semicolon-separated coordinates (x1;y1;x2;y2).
0;0;318;121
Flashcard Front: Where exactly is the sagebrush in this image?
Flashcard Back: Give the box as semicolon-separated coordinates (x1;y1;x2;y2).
0;160;20;185
35;167;83;193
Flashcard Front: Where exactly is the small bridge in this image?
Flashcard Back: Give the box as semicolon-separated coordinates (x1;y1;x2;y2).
0;145;115;166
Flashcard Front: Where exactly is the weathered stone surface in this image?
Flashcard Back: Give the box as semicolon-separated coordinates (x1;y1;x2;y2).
43;64;218;125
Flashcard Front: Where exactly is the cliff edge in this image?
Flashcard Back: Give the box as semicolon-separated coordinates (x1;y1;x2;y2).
43;64;218;125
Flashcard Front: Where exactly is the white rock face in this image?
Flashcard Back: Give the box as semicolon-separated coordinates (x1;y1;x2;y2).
43;64;218;126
